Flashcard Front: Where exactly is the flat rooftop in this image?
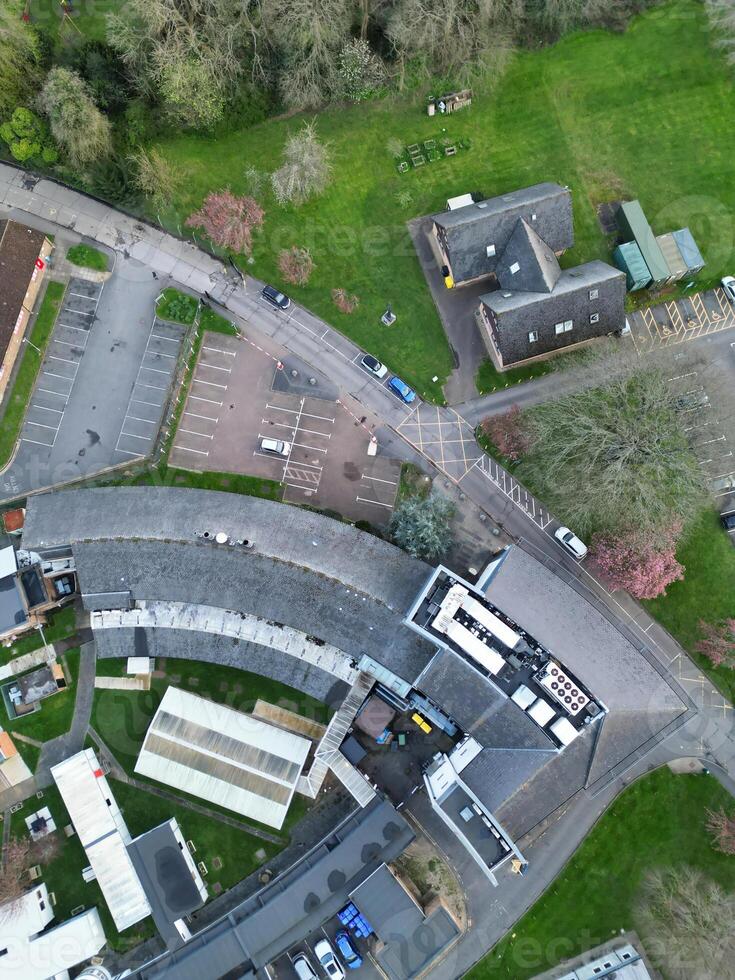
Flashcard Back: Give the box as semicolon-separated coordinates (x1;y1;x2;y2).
437;783;505;868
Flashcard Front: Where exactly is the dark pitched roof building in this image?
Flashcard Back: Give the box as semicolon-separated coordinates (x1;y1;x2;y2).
431;183;573;286
0;220;51;402
479;261;626;367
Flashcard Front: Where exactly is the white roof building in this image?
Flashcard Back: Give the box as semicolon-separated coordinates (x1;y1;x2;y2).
0;883;106;980
51;748;151;932
135;687;311;829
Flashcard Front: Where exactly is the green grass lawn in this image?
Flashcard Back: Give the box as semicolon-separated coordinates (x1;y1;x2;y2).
91;657;331;834
92;463;282;500
468;768;735;979
476;357;553;394
7;784;155;952
66;243;108;271
0;281;65;470
200;306;239;336
111;779;283;894
16;739;41;774
156;287;199;325
156;1;730;402
0;604;77;666
645;509;735;701
4;647;80;742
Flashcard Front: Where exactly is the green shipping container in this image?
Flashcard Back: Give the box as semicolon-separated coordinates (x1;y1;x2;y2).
613;241;651;291
616;200;670;286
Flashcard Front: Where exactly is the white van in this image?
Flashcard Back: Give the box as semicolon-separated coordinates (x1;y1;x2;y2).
259;437;290;456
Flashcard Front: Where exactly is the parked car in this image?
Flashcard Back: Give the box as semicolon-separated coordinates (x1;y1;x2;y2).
360;353;388;379
554;526;588;560
721;276;735;304
335;931;363;970
314;939;345;980
259;437;290;456
720;510;735;534
292;953;318;980
261;284;291;310
388;376;416;404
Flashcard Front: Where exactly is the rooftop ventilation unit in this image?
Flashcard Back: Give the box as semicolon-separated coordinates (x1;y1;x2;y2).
538;662;589;716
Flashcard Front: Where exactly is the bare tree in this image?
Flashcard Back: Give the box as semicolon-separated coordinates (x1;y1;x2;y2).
38;68;112;169
518;365;706;537
261;0;351;109
278;246;314;285
331;288;360;313
637;866;735;980
0;837;31;918
130;146;182;212
271;122;332;206
707;808;735;855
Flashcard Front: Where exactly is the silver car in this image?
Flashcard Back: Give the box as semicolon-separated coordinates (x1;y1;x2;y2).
721;276;735;304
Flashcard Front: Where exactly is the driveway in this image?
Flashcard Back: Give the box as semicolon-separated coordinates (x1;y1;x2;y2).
408;217;489;406
1;269;185;501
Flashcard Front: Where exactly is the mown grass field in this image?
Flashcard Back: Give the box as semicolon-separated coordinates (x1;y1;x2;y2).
468;768;735;979
156;1;733;401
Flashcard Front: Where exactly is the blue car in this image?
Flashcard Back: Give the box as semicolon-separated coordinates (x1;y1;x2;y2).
388;376;416;404
335;930;362;969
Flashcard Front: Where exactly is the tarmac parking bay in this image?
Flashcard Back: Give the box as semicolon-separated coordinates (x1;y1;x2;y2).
169;332;402;525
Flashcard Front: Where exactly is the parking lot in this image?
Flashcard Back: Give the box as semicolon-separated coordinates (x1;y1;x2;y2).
1;271;185;502
20;277;103;450
114;315;187;459
169;333;401;524
628;286;735;353
273;919;382;980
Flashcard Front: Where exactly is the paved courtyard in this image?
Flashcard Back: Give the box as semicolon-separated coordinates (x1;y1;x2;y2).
169;332;401;525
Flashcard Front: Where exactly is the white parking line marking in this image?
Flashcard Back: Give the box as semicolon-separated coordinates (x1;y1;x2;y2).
52;338;85;349
116;448;143;457
120;431;151;442
151;333;180;343
286;460;322;471
148;349;176;358
360;474;397;485
64;307;94;316
47;354;78;365
31;405;63;414
140;365;171;375
26;420;57;430
132;398;162;407
265;403;335;423
126;415;157;425
292;441;328;454
21;437;54;447
175;445;209;455
285;482;318;492
137;382;167;390
192;378;227;389
184;411;218;422
198;362;231;373
180;428;214;439
356;496;393;509
68;290;99;299
42;372;73;383
37;387;67;399
203;345;236;356
58;323;88;333
190;395;222;405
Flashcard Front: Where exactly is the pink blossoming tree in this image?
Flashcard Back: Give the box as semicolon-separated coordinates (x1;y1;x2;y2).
590;523;684;600
186;190;264;255
695;618;735;669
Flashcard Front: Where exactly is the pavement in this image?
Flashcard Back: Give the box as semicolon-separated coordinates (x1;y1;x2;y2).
2;163;735;979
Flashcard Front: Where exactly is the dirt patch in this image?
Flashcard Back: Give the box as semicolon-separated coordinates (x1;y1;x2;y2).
393;835;466;927
596;200;621;235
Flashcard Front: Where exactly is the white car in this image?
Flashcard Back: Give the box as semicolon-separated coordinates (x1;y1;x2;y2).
554;526;588;560
721;276;735;304
259;437;290;456
314;939;345;980
360;353;388;379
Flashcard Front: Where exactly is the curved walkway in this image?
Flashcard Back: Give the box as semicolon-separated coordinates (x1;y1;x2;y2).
92;601;357;684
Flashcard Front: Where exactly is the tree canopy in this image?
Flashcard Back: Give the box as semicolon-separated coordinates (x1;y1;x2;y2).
389;490;455;560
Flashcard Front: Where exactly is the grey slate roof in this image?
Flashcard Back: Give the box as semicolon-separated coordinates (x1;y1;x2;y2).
134;799;415;979
22;488;432;615
128;821;205;949
95;626;348;706
73;539;435;686
0;573;27;635
482;261;623;314
484;547;688;784
415;649;552;751
460;745;557;816
349;864;423;942
496;219;561;293
431;183;573;284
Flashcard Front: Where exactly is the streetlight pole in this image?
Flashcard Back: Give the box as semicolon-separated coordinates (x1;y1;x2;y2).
22;337;42;356
36;620;49;650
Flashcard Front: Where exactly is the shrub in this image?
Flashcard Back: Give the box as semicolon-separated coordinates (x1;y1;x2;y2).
278;246;314;285
271;122;332;206
480;406;531;463
0;107;56;164
331;288;359;313
337;38;385;102
186;190;264;255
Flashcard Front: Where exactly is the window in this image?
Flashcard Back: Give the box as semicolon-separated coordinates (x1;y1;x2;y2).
486;244;496;258
39;901;45;911
589;288;599;300
554;320;573;335
528;330;538;343
509;262;520;275
589;312;599;324
531;212;537;221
